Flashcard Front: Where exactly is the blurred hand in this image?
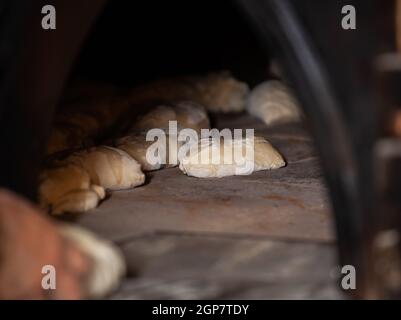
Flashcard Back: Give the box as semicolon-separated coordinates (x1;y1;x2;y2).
0;189;91;299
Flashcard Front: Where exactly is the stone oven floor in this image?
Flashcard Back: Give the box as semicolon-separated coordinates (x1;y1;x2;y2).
77;113;343;299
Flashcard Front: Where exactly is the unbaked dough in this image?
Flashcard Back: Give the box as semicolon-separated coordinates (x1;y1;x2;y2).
116;134;181;171
129;71;249;113
118;102;210;171
247;80;302;126
47;96;130;155
178;136;285;178
39;162;106;215
191;72;249;113
131;101;209;134
40;146;145;215
68;146;145;191
58;224;126;298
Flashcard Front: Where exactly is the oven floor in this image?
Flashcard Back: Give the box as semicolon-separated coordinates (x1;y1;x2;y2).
77;113;343;299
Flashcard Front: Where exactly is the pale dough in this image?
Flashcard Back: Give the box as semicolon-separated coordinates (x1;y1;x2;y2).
178;136;285;178
131;105;176;134
174;101;210;132
58;224;126;298
129;71;249;113
39;162;106;215
69;146;145;191
191;72;249;113
247;80;302;126
116;134;181;171
118;102;210;171
131;101;209;134
47;96;130;155
40;146;145;215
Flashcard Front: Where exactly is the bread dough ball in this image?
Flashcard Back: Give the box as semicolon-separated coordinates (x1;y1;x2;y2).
190;72;249;113
116;133;184;171
58;224;126;298
120;102;210;171
69;146;145;191
131;105;177;134
39;163;105;215
178;136;285;178
131;102;209;134
174;101;210;132
47;96;130;155
40;146;144;214
51;189;102;215
47;124;89;155
247;80;302;126
129;71;249;113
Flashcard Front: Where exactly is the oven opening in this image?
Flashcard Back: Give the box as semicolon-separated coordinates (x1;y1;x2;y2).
44;0;335;299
